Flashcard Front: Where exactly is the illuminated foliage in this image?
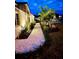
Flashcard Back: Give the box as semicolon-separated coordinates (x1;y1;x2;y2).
38;6;55;21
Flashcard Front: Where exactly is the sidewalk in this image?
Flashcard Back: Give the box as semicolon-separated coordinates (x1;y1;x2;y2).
15;23;45;53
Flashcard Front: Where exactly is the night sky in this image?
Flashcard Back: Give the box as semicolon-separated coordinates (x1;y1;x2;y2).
16;0;63;15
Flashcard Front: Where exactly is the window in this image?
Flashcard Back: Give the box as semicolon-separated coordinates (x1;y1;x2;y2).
15;14;19;25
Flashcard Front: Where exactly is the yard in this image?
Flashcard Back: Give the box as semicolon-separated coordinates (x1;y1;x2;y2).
16;23;63;59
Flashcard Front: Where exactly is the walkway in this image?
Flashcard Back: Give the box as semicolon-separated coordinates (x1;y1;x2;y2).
15;23;45;53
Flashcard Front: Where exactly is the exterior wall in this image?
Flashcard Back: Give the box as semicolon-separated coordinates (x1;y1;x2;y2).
15;3;35;38
30;14;35;23
18;10;26;28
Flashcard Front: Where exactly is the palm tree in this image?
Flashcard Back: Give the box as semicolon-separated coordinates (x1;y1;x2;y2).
38;6;55;22
38;6;57;31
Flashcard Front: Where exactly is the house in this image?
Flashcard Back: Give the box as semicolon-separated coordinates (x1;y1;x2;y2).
15;1;35;38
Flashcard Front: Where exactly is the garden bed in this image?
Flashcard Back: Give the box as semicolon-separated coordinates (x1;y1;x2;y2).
16;23;35;39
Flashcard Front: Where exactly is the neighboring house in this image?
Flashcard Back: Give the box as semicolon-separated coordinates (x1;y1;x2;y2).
15;2;35;38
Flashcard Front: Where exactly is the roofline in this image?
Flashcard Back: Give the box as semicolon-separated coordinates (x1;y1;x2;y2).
15;1;28;4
